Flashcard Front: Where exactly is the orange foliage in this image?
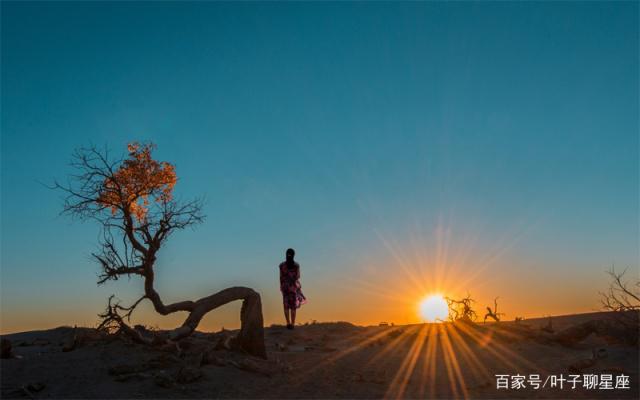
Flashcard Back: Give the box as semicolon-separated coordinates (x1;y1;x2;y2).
97;142;177;222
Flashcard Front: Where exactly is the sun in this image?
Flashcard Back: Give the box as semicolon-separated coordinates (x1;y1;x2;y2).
418;294;449;322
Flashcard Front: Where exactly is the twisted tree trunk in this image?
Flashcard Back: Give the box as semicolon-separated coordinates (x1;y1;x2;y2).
136;265;266;358
167;287;266;358
99;256;267;358
101;280;267;358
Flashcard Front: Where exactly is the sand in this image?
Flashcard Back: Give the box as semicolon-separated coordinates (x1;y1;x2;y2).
1;312;637;399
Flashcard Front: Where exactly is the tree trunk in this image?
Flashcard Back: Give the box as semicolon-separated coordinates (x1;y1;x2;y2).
167;286;266;358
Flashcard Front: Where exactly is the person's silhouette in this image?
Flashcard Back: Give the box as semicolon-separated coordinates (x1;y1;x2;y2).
279;248;306;329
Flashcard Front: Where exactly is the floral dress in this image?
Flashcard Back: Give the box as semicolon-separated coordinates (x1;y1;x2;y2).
279;261;307;309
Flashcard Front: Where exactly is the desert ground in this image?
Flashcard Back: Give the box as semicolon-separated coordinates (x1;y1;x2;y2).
1;311;637;399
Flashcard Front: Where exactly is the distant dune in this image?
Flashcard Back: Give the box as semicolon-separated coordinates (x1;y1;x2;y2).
1;311;638;399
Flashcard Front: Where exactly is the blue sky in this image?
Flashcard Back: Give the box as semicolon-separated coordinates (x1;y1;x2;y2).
1;1;638;332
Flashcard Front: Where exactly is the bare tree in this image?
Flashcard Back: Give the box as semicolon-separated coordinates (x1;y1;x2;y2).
483;297;505;323
600;267;640;313
53;143;266;358
445;292;477;322
599;266;639;338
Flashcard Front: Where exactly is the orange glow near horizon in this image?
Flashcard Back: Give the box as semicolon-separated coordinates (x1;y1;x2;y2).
0;219;609;335
328;218;602;328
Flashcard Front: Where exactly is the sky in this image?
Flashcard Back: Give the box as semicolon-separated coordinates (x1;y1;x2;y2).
1;1;638;334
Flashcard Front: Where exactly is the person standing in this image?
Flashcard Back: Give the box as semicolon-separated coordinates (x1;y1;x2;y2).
279;248;306;329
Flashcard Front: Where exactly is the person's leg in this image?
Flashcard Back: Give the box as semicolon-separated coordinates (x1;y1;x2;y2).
291;308;297;327
283;305;291;326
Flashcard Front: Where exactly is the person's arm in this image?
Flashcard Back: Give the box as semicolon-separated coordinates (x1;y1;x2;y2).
296;264;301;280
279;264;285;290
